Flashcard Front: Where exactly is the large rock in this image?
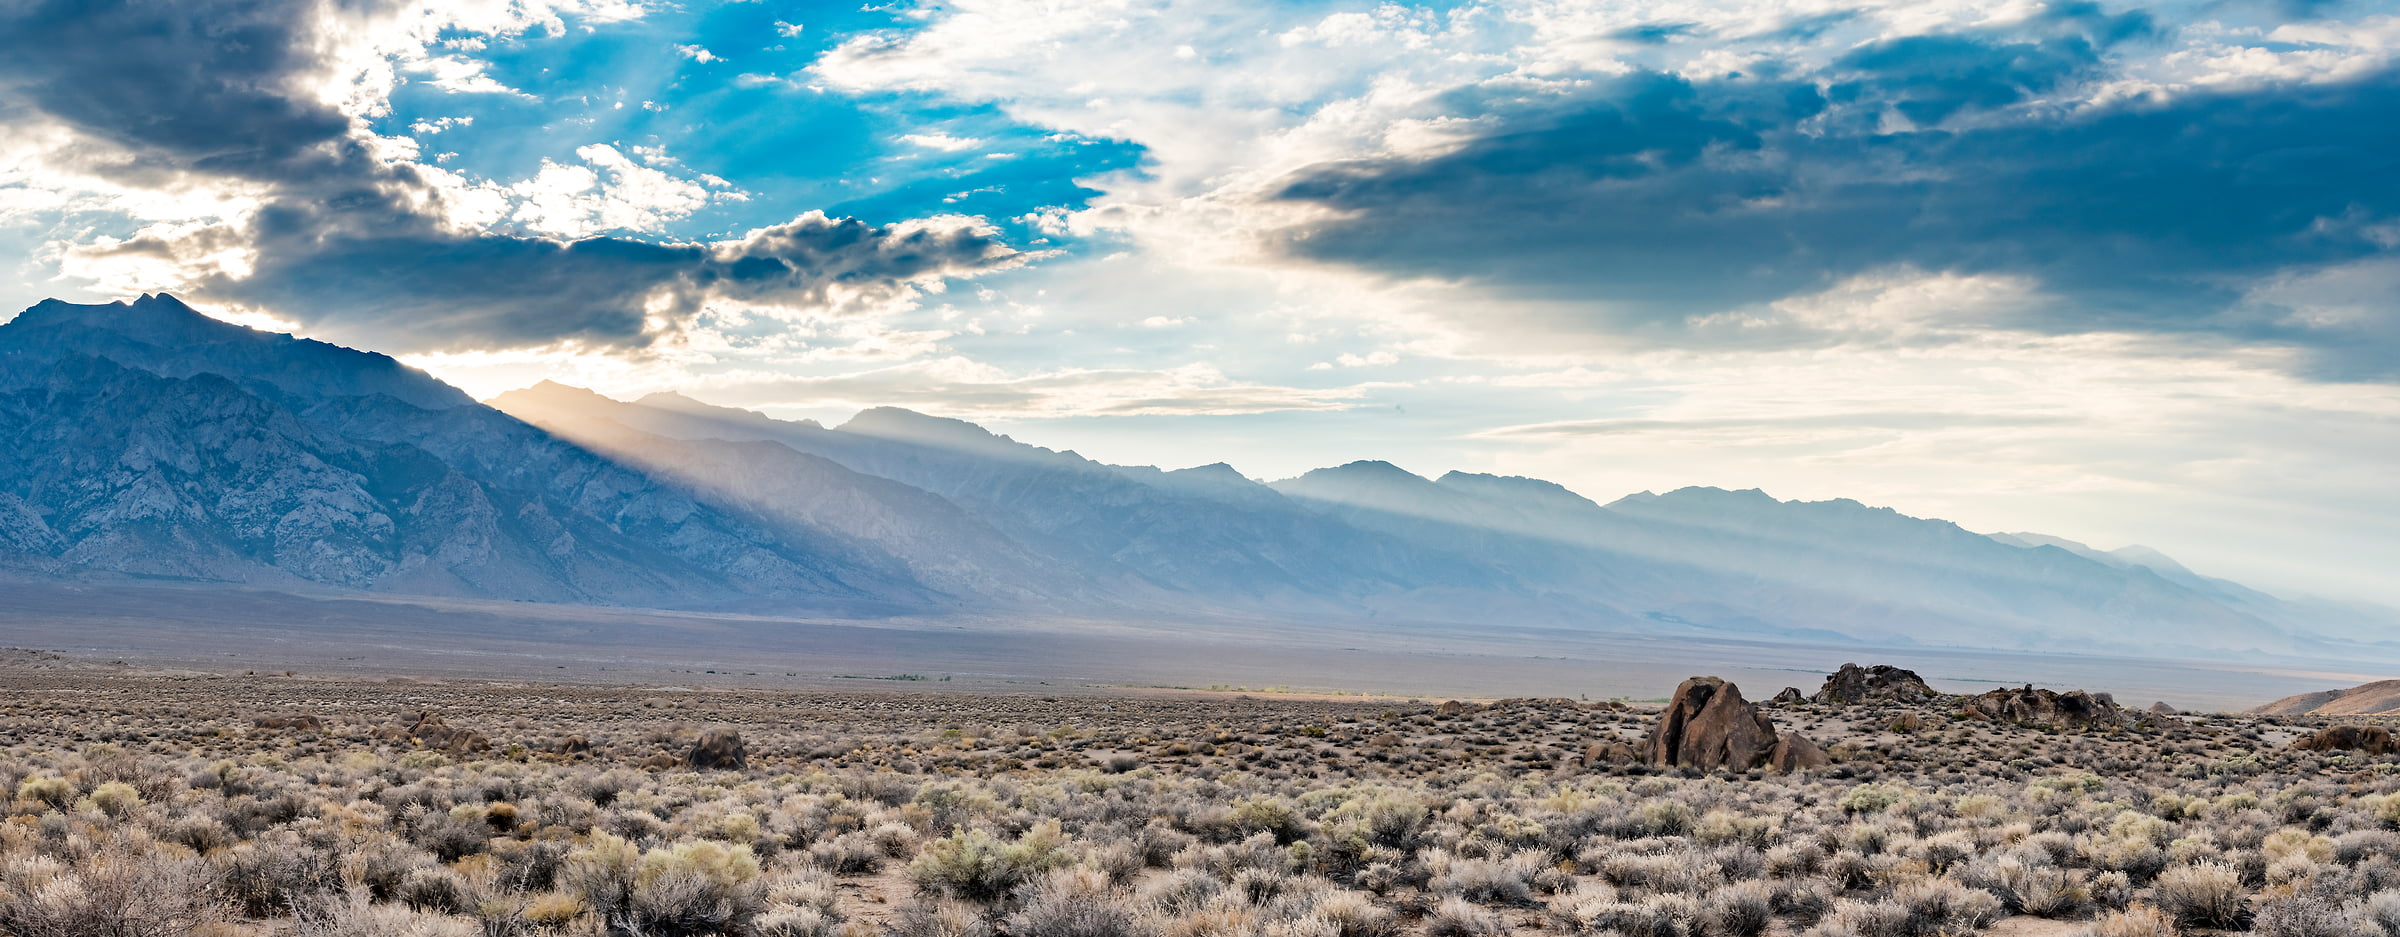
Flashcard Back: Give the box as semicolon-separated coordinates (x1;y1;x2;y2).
1814;663;1937;705
373;713;490;755
2291;725;2400;755
1640;677;1779;771
1768;732;1831;771
1959;686;2131;731
688;729;748;770
252;715;323;732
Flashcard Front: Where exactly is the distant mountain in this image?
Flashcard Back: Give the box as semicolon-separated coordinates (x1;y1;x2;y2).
494;387;1523;618
2;294;2388;659
491;379;2378;657
2249;679;2400;716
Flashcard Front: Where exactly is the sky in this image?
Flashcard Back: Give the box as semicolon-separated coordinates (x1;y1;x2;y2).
1;0;2397;605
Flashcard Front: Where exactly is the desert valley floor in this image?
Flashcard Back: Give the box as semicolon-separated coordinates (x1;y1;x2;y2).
2;646;2399;937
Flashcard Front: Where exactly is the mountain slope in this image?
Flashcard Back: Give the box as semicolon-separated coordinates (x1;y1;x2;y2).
0;296;928;609
494;391;1525;615
0;294;2382;658
492;382;1097;607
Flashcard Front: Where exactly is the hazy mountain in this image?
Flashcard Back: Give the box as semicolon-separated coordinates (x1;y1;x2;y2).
492;389;1523;617
1267;469;2309;653
492;382;1101;607
0;295;929;609
1;294;2384;659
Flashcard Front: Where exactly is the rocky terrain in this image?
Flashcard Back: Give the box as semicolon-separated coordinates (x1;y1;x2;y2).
3;658;2399;937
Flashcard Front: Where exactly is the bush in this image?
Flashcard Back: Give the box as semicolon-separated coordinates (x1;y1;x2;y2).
1808;898;1913;937
2075;904;2176;937
887;898;995;937
0;848;228;937
910;822;1072;902
2256;882;2362;937
1706;881;1774;937
1003;867;1139;937
13;776;73;811
2155;861;2249;930
1423;896;1508;937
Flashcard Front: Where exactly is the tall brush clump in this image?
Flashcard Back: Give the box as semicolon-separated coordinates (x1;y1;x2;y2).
562;833;764;935
910;820;1073;903
2153;861;2249;931
0;845;228;937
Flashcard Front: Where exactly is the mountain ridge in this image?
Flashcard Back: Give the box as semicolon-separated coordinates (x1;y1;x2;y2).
1;294;2389;662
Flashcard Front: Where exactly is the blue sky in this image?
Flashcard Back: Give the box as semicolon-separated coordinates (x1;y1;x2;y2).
2;0;2398;604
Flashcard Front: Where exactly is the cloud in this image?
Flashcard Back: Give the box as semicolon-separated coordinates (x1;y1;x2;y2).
0;0;1029;352
900;133;986;152
1268;52;2400;373
695;359;1369;418
1474;411;2075;439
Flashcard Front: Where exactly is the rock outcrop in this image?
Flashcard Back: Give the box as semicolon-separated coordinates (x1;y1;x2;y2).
1582;740;1639;767
1771;687;1805;704
1959;686;2131;731
1768;732;1831;771
2291;725;2400;755
1814;663;1937;705
374;712;490;755
1640;677;1780;770
252;715;323;732
688;729;748;770
2148;701;2181;715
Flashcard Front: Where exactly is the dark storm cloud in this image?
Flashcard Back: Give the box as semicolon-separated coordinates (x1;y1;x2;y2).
0;0;1022;350
1269;20;2400;378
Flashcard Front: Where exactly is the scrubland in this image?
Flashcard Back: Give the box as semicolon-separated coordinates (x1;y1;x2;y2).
1;658;2398;937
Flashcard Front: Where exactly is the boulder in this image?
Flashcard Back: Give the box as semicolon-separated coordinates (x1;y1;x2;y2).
640;751;682;771
1771;687;1805;705
2148;701;2181;715
1814;663;1937;705
1768;732;1831;771
379;712;490;755
252;715;323;733
1887;713;1925;733
2291;725;2400;755
1959;685;2131;731
1639;677;1779;770
554;735;591;755
688;729;748;770
1582;740;1639;767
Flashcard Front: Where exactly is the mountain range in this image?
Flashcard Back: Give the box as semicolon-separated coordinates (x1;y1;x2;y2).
0;294;2388;660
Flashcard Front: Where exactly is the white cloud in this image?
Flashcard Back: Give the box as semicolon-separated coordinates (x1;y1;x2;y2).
507;143;713;237
676;44;721;63
899;132;986;151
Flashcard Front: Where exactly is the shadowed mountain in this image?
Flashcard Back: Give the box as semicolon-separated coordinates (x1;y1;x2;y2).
0;295;2385;659
0;295;932;609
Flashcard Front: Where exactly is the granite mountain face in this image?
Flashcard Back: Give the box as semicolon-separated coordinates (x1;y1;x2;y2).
0;295;2382;657
0;296;927;609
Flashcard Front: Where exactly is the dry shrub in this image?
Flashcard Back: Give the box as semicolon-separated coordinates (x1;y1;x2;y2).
2155;861;2249;930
